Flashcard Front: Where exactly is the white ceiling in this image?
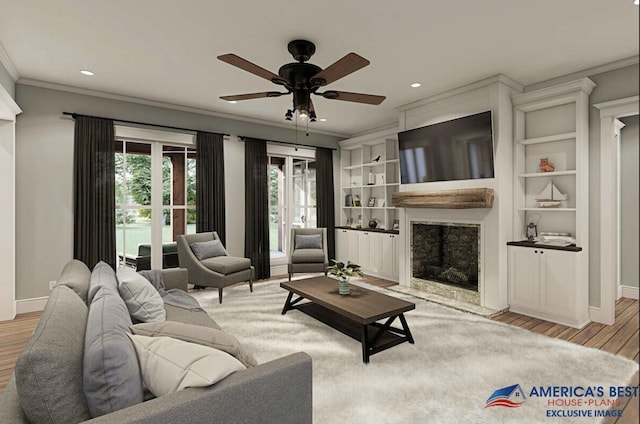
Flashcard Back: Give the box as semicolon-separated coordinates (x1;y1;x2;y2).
0;0;638;136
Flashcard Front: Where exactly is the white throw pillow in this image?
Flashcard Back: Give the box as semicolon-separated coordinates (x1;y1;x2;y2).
116;267;166;322
127;334;245;397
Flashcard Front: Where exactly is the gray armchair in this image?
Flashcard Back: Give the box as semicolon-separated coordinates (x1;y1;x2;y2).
288;228;329;281
177;232;254;303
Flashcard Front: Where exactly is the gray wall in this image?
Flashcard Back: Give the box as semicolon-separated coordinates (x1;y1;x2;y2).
0;61;15;99
525;63;639;306
619;115;639;288
15;83;341;300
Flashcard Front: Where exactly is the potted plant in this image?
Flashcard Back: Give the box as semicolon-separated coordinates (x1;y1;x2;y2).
327;260;364;295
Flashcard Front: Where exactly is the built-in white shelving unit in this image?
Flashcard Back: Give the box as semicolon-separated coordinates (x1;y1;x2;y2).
508;77;595;328
339;131;400;230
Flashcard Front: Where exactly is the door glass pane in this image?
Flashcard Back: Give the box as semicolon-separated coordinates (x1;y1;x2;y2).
269;156;286;256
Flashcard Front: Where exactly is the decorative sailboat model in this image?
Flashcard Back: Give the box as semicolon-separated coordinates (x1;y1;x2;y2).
535;180;566;208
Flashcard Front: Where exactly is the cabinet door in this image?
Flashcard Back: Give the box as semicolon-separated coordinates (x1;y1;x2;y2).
346;230;359;264
368;233;382;274
380;234;395;278
508;247;540;309
539;249;576;319
335;229;348;263
357;232;371;270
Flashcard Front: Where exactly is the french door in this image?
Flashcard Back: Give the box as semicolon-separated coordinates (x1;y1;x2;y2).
115;139;196;269
268;146;316;260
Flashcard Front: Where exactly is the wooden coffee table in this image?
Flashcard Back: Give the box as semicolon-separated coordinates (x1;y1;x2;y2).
280;276;415;363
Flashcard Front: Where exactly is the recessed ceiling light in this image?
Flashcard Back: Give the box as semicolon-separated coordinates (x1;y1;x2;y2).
635;0;639;5
319;118;327;122
410;82;421;88
228;100;237;104
80;70;94;76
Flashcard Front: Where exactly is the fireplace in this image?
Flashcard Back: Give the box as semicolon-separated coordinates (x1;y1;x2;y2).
410;221;481;305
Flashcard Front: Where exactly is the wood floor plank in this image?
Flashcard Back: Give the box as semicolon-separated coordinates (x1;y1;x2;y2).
617;330;640;361
601;318;640;356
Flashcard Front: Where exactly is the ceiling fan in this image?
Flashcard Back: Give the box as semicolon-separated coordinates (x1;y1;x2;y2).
218;40;385;122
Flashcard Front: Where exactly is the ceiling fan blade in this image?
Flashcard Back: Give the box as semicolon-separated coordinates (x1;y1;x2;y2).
220;91;286;101
318;90;385;105
217;54;289;85
310;53;370;86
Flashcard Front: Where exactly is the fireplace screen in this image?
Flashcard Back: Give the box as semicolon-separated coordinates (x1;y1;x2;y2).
411;223;479;291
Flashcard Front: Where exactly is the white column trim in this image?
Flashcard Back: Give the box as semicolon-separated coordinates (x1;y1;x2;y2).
593;96;639;325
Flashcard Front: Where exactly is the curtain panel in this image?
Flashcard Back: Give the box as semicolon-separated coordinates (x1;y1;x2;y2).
196;132;226;244
73;116;116;268
315;147;336;261
244;138;270;280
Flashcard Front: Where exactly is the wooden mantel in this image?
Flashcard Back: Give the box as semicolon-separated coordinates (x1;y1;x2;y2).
392;188;494;209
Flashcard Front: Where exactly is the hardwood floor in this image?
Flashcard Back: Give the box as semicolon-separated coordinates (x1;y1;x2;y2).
1;276;637;423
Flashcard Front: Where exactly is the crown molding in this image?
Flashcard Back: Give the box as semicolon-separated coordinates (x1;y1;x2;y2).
524;56;639;92
512;78;596;110
594;96;639;118
16;78;349;139
396;74;524;112
0;43;19;81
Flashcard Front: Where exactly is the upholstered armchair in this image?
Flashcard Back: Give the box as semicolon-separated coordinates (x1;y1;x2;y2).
288;228;329;281
177;232;254;303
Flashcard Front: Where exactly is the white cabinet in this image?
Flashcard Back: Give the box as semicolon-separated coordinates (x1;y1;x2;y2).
509;78;593;327
335;229;349;264
335;229;399;282
508;246;588;328
380;233;398;280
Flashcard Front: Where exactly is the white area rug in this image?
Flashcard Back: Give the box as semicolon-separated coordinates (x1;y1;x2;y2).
191;279;638;424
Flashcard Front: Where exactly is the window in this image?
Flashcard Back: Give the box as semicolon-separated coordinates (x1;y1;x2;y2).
115;137;196;268
268;147;316;260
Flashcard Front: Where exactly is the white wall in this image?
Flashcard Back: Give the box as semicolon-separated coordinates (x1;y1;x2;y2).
619;115;639;287
14;83;341;300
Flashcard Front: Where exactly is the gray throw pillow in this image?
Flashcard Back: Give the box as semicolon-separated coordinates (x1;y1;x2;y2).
295;234;322;249
190;239;227;260
84;262;144;417
56;259;91;303
117;267;166;322
15;285;91;424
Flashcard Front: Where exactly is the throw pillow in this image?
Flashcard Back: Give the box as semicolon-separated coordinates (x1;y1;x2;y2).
15;285;91;424
130;321;257;367
55;259;91;303
190;239;227;261
117;266;166;322
295;234;322;250
84;262;144;417
127;334;245;397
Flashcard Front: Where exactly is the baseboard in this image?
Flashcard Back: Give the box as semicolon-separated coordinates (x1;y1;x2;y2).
16;296;48;314
620;285;639;300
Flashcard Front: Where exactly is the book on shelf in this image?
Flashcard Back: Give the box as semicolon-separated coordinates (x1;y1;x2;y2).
345;194;353;207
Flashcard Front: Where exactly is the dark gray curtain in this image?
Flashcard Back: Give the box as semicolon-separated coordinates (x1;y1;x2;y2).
316;147;336;261
73;116;116;269
196;132;226;244
244;138;270;280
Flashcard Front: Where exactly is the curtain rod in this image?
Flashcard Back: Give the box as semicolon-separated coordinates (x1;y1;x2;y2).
62;112;230;137
237;135;337;151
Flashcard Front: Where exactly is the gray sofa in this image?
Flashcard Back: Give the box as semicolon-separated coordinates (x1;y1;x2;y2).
0;260;312;424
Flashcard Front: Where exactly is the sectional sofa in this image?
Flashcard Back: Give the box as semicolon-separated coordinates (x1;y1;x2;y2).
0;260;312;423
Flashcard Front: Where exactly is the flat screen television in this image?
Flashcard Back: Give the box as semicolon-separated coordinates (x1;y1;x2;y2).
398;111;494;184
